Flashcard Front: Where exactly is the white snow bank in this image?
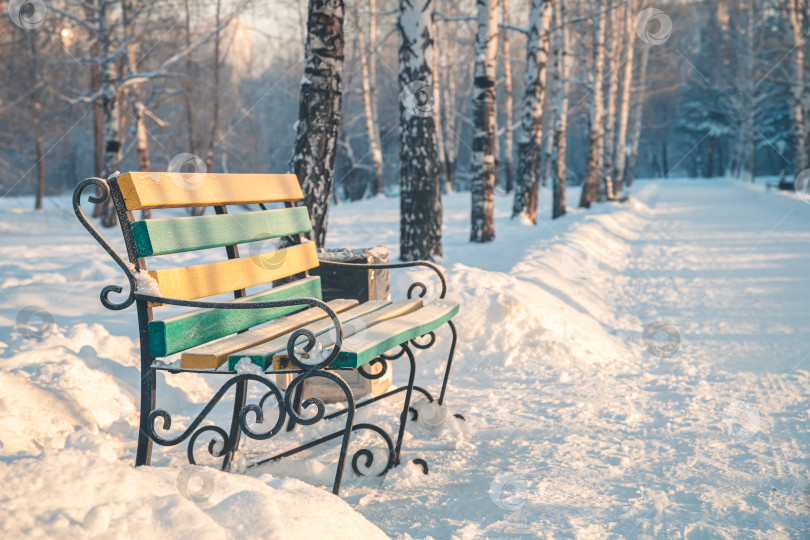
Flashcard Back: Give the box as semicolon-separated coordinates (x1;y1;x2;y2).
0;444;386;539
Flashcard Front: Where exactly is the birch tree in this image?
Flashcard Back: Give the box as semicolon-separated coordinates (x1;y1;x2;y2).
602;1;621;200
612;0;635;195
510;0;552;225
470;0;499;241
501;0;515;193
787;0;806;174
289;0;345;248
579;0;606;208
625;44;649;188
354;2;384;195
399;0;443;259
441;9;458;190
551;0;568;219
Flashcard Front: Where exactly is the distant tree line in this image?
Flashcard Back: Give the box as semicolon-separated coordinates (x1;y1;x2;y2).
1;0;807;259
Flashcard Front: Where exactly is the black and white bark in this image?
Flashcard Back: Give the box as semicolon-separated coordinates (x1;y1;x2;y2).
471;0;499;240
399;0;443;259
579;0;606;208
625;44;649;188
501;0;515;193
289;0;345;248
100;0;122;228
551;0;568;219
441;9;458;191
787;0;806;173
602;1;621;200
511;0;552;225
612;0;635;195
355;2;384;196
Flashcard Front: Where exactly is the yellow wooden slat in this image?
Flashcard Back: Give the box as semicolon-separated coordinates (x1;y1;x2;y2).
115;172;303;210
148;241;318;302
180;299;359;370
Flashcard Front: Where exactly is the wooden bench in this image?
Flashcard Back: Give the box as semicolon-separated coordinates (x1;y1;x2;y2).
73;172;460;495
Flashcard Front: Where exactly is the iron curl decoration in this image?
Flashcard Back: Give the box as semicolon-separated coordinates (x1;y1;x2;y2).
350;423;395;477
283;370;355;426
379;346;407;361
410;331;436;350
187;425;231;465
147;374;287;465
317;259;448;299
357;357;388;380
72;177;137;310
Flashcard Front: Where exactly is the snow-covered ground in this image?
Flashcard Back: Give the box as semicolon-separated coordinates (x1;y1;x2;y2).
1;178;809;538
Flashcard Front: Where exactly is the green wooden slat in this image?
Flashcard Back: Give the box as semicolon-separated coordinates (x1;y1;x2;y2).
148;276;322;357
331;301;459;368
132;207;312;257
230;300;402;370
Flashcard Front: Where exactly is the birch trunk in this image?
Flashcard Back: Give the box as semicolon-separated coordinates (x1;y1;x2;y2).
471;0;500;240
86;0;104;218
289;0;345;248
399;0;443;259
579;0;606;208
441;12;457;191
501;0;515;193
432;18;447;193
788;0;806;174
602;1;621;200
613;0;635;195
135;103;152;219
552;0;568;219
356;2;384;195
625;44;649;188
183;0;196;156
28;34;45;210
511;0;552;224
100;0;121;228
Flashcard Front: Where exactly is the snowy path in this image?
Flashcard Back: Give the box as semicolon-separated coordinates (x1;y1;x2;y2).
1;179;808;538
331;180;810;538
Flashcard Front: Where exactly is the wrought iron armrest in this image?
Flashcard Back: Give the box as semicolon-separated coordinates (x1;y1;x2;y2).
73;177;139;311
317;259;448;300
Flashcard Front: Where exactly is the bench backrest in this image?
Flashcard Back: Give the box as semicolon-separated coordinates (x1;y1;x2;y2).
108;171;322;359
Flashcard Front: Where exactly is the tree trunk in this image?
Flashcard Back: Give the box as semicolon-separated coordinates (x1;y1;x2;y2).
399;0;443;259
788;0;806;174
552;0;568;219
355;2;384;196
99;0;121;228
135;102;152;219
511;0;552;224
602;1;621;200
625;44;649;188
28;34;45;211
183;0;196;156
579;0;606;208
471;0;500;240
501;0;515;193
85;0;105;218
441;11;457;191
432;16;448;194
613;0;635;195
289;0;345;248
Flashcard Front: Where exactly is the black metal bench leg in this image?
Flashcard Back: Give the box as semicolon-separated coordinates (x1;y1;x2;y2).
393;344;417;466
136;369;156;466
285;382;304;433
437;320;457;406
221;379;248;471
